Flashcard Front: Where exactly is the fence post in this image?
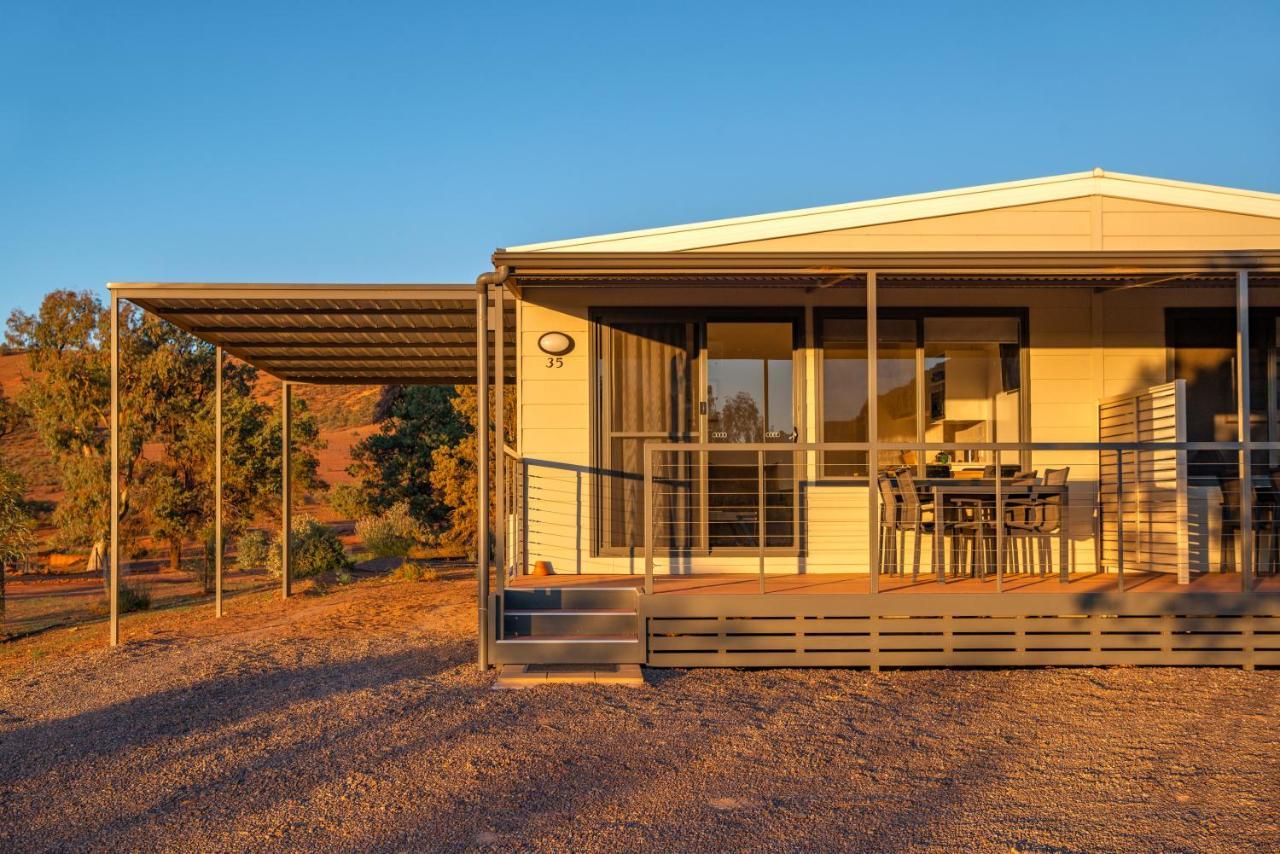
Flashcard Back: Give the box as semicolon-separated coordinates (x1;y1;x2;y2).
1237;270;1253;593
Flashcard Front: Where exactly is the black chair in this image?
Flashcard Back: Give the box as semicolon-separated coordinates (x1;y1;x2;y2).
1004;468;1067;577
877;473;902;576
1221;472;1280;576
893;468;936;580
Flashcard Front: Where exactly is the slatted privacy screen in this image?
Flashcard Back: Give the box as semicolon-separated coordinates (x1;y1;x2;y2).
1098;381;1190;582
642;593;1280;668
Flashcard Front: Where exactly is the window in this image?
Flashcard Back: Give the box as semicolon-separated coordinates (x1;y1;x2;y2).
819;311;1026;476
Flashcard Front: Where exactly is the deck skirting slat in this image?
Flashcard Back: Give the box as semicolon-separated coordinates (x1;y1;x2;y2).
636;592;1280;668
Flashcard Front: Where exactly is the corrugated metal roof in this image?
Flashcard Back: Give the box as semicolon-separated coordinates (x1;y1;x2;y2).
108;284;513;386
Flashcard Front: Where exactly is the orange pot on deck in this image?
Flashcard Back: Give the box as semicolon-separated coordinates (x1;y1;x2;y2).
531;560;554;577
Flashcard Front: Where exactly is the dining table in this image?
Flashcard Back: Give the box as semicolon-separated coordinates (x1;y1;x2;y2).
917;479;1070;583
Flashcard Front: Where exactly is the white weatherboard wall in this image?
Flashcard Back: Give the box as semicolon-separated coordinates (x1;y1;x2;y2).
516;285;1278;576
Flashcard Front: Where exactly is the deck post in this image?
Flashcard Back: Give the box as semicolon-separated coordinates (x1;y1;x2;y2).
109;293;120;647
995;465;1004;592
758;449;766;594
494;285;506;594
214;346;223;617
867;272;879;592
281;380;292;599
476;279;490;669
1117;450;1125;593
1236;270;1253;593
643;448;654;595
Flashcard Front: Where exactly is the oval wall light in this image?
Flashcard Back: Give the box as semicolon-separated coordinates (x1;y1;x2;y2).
537;332;574;356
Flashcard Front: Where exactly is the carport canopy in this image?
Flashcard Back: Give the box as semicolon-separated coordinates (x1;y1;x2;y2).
102;281;514;654
108;282;514;385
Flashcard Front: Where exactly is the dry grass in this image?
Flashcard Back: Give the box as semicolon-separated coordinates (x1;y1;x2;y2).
1;572;1278;851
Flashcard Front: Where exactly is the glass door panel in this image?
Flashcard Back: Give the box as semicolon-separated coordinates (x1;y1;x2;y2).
601;321;695;551
705;322;795;549
877;319;919;469
820;318;869;477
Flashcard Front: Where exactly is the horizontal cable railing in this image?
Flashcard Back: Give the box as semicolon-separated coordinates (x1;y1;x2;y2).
633;441;1280;595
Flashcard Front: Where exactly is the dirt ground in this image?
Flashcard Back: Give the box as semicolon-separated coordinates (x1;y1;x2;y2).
1;573;1278;853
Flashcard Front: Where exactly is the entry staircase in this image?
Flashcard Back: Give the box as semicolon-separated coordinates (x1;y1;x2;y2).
495;587;644;664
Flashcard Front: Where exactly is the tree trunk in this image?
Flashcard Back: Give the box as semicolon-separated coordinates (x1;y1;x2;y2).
168;537;182;572
88;538;107;589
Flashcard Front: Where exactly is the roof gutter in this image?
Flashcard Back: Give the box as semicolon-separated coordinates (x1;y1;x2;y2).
491;250;1280;276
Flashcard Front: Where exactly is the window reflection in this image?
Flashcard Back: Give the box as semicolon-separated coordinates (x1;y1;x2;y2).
923;318;1021;465
707;322;794;443
820;314;1023;476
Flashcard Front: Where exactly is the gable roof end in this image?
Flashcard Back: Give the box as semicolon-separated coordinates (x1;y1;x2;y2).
506;170;1280;253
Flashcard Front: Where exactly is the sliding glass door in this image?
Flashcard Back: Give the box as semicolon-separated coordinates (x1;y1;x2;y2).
599;321;696;552
597;313;800;555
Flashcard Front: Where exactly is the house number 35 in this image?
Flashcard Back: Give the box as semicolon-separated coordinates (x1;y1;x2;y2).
545;356;564;368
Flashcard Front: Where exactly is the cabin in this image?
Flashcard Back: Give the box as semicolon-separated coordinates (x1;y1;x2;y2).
109;169;1280;669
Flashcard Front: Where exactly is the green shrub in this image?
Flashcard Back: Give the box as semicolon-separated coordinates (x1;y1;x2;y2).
235;529;271;570
395;561;439;583
356;502;422;559
330;483;371;521
119;584;151;613
267;515;353;579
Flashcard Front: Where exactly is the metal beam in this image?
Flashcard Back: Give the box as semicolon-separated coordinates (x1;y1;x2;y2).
186;324;475;336
867;272;879;596
494;285;506;596
257;356;481;367
215;346;223;617
279;376;507;386
215;332;498;347
167;306;480;318
475;281;490;669
109;294;120;647
492;249;1280;274
281;381;292;599
1238;270;1253;593
1094;273;1201;293
111;283;477;301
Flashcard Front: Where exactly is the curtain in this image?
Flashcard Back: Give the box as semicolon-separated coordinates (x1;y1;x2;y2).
605;322;693;550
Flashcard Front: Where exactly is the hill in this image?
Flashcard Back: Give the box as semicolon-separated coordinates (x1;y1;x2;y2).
0;351;388;499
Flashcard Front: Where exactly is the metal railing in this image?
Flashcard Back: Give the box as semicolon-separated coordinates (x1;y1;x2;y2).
632;440;1280;595
502;445;524;584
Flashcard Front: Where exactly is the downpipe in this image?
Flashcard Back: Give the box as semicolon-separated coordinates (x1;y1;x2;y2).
475;266;510;670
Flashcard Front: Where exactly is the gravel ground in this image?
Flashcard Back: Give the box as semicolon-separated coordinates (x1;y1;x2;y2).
1;573;1278;853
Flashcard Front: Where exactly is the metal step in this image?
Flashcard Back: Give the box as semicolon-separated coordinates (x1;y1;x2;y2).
504;586;639;612
497;634;638;643
492;633;644;665
503;609;635;616
503;609;638;637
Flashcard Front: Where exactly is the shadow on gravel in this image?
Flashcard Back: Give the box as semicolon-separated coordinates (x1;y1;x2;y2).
0;635;491;849
0;639;472;789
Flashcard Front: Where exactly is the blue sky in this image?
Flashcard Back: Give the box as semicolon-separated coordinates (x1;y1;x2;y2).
2;1;1278;316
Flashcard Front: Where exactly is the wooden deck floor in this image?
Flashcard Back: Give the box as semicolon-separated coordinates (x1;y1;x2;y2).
508;571;1280;595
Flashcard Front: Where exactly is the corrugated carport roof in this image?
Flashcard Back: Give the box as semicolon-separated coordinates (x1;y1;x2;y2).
107;283;513;385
